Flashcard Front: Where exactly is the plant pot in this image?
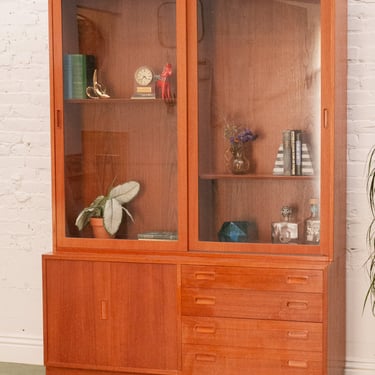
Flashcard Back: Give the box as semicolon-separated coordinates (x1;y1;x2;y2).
90;218;114;239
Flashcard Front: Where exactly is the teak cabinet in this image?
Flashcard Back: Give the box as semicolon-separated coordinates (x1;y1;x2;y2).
43;0;347;374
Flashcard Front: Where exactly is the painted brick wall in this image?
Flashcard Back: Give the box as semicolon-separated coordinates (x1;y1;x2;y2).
0;0;50;365
1;0;375;371
346;0;375;373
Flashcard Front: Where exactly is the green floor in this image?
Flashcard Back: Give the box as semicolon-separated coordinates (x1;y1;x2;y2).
0;363;44;375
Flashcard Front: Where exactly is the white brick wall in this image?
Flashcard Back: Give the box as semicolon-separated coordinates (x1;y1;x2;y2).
0;0;375;371
0;0;50;365
346;0;375;373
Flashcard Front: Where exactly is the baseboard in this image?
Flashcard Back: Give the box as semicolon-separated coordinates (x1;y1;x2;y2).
346;358;375;374
0;335;43;365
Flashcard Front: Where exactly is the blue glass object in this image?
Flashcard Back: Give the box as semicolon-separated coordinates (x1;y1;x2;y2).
218;221;258;242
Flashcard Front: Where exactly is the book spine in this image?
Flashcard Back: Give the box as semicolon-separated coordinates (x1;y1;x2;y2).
282;130;292;175
63;55;73;99
63;54;89;99
137;232;178;240
291;130;296;175
295;130;302;175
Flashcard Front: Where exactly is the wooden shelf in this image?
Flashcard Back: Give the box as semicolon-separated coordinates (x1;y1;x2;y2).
65;98;169;104
200;173;315;180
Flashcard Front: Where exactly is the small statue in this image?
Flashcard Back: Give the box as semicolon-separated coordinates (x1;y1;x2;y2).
86;69;110;99
156;63;172;100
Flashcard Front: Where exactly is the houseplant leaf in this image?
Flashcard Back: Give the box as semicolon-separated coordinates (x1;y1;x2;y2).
109;181;140;204
103;198;123;235
75;208;94;231
75;195;107;230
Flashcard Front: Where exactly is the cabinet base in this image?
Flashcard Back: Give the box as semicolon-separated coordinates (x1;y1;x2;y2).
46;367;180;375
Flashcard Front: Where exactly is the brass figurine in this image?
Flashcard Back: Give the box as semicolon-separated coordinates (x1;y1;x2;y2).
86;69;110;99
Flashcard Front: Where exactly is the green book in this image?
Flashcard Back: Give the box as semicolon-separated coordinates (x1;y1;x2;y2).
63;54;95;99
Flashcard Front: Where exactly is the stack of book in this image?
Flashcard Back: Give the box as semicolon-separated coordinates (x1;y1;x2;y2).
273;130;314;176
137;231;178;241
63;54;96;99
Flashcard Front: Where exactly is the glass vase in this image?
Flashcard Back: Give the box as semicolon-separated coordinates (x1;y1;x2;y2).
226;144;250;174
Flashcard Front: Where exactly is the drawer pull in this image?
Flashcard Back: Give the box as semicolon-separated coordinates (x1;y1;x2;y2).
195;353;217;362
288;360;308;368
287;330;309;339
286;300;308;310
100;300;108;320
195;296;216;305
195;272;216;281
194;324;216;334
287;275;309;285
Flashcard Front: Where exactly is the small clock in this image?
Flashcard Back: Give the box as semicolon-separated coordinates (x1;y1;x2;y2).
134;66;154;86
132;66;156;99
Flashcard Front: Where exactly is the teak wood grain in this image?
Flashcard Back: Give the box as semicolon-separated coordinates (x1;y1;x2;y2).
44;0;347;374
182;316;323;352
44;259;179;372
181;265;323;293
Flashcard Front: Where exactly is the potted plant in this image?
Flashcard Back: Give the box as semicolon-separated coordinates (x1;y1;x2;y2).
365;146;375;313
75;180;140;238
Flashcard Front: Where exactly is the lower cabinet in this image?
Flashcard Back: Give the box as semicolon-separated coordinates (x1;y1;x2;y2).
43;258;179;374
181;264;325;375
44;258;342;375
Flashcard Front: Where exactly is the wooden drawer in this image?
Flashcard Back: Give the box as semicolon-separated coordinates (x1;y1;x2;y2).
183;345;323;375
182;316;323;352
182;288;323;322
182;265;323;293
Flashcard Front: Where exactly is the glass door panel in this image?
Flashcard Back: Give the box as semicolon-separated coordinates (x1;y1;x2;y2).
61;0;179;241
196;0;321;248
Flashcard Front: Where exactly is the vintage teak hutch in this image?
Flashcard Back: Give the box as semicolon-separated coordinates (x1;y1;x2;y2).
43;0;347;374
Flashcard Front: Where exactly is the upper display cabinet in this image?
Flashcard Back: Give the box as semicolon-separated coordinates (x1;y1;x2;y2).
49;0;346;257
187;0;346;257
50;0;187;251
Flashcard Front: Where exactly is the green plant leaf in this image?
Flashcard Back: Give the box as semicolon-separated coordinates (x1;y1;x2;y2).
122;206;134;222
103;198;123;235
109;181;140;204
75;206;101;230
365;145;375;315
75;208;93;231
75;195;107;230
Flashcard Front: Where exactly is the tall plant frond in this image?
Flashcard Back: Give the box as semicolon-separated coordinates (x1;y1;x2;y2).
367;146;375;216
364;145;375;314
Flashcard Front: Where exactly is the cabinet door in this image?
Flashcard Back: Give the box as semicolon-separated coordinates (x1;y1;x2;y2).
51;0;187;250
187;0;345;256
43;259;179;371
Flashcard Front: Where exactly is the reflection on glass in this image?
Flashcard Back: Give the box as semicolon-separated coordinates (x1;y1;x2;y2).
62;0;178;240
197;0;321;245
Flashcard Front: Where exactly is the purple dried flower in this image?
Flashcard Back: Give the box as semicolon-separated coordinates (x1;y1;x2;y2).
224;123;257;145
238;129;257;143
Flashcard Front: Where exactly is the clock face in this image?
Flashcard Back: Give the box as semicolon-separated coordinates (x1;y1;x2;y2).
134;66;154;86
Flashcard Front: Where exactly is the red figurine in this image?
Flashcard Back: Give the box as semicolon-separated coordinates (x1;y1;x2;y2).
156;63;172;99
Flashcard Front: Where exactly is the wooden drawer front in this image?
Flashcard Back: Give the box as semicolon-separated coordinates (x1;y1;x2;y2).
182;316;323;352
182;265;323;293
182;288;323;322
183;345;323;375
